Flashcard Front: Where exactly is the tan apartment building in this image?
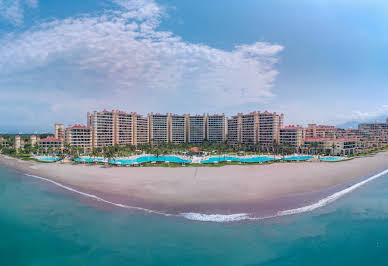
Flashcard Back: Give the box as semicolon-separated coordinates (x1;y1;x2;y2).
227;114;242;145
64;125;92;152
169;114;187;144
148;113;169;144
188;114;206;144
258;111;283;146
134;114;149;145
39;136;63;151
305;124;337;139
54;124;65;140
207;114;226;143
241;112;259;144
115;111;134;146
88;110;115;149
279;125;303;148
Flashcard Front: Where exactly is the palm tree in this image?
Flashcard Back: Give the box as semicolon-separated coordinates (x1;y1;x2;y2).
331;143;336;156
91;149;99;161
103;147;116;166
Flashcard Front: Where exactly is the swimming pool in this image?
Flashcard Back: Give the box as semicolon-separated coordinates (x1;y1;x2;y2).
36;157;60;162
74;157;106;163
75;156;191;165
281;156;314;161
319;157;344;162
200;156;276;164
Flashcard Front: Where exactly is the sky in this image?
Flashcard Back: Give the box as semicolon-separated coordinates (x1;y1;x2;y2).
0;0;387;133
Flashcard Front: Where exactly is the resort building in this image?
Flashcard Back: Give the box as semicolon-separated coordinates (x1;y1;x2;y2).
54;124;65;140
29;135;39;147
258;111;284;146
115;111;134;146
0;136;6;147
15;135;22;151
88;110;115;149
302;138;356;156
64;125;92;152
134;114;149;145
359;120;388;130
188;115;206;144
169;114;187;144
39;136;63;151
206;114;226;143
227;114;242;145
241;112;259;144
305;124;337;139
148;113;169;144
279;125;304;148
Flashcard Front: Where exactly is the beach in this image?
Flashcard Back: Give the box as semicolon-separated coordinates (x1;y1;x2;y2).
1;153;387;216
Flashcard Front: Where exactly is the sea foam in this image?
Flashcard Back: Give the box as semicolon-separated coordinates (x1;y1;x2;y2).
181;213;250;222
24;167;388;223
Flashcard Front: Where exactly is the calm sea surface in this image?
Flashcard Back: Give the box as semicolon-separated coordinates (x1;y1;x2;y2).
1;165;388;266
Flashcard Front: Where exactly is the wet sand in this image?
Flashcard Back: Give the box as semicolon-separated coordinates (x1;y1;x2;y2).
1;152;387;215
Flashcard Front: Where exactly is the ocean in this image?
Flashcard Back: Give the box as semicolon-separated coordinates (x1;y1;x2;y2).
1;164;388;266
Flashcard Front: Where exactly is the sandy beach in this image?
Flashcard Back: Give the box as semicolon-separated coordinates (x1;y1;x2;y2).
1;153;388;215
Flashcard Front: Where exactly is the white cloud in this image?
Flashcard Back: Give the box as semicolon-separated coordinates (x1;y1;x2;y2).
0;0;283;130
0;0;38;25
336;105;388;122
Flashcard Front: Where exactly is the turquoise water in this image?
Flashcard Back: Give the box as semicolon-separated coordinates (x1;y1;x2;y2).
75;156;191;165
36;157;60;162
201;156;275;163
1;165;388;265
282;156;314;161
320;157;344;162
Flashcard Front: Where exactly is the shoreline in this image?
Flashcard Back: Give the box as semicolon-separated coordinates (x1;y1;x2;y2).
1;152;388;220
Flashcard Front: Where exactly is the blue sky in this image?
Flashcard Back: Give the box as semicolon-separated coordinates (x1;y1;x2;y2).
0;0;387;133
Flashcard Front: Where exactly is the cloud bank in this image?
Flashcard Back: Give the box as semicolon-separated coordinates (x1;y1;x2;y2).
0;0;283;131
0;0;38;25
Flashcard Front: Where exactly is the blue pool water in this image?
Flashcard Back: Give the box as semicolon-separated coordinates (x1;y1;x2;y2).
200;156;276;163
282;156;314;161
319;157;344;162
115;155;191;165
74;157;105;163
75;156;191;165
36;157;60;162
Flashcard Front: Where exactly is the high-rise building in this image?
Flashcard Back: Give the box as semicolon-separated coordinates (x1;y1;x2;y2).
88;110;115;149
64;125;92;152
227;114;241;145
54;124;65;140
279;125;303;148
134;114;149;145
188;115;206;144
115;111;134;146
241;112;259;144
148;113;169;144
169;114;187;144
258;111;283;146
207;114;226;143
